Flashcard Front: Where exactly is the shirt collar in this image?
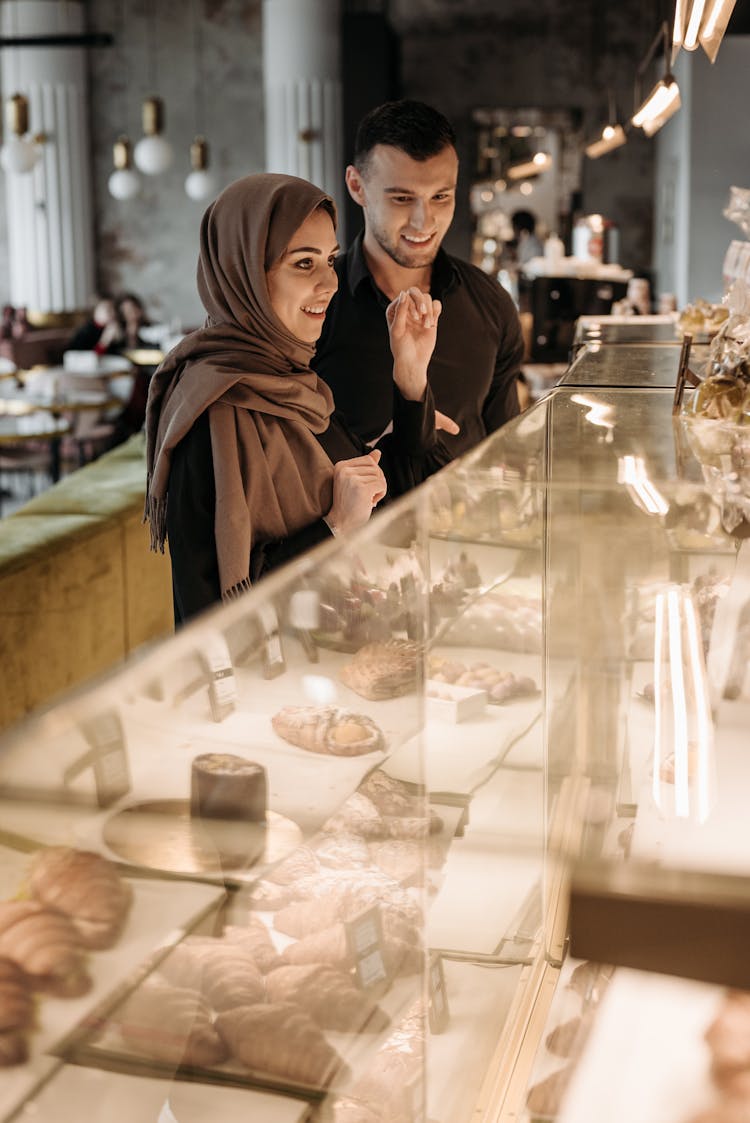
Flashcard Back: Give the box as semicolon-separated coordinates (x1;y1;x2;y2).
347;231;459;300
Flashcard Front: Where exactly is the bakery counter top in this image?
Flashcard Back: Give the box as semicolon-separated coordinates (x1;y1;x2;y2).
561;341;709;389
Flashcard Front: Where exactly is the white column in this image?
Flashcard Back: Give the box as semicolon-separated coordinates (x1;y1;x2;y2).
262;0;344;238
0;0;95;318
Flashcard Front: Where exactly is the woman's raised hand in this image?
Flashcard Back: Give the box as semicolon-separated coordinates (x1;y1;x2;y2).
326;449;387;535
386;287;442;402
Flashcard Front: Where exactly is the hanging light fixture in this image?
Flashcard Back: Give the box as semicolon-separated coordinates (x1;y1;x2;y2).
585;92;627;159
672;0;737;63
185;137;217;201
632;22;681;138
0;93;42;175
108;136;141;200
506;151;552;181
184;0;217;201
134;96;173;175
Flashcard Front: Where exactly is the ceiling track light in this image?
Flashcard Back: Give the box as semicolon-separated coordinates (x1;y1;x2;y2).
632;22;682;138
672;0;737;62
506;151;552;181
585;92;627;159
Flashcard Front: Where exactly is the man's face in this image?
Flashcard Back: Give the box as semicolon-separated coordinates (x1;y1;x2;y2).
346;143;458;270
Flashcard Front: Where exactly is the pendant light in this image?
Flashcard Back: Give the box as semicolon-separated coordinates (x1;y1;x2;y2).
184;0;217;201
108;136;141;200
672;0;737;63
185;137;217;201
134;95;173;175
0;94;41;175
133;3;173;176
108;0;142;200
631;22;681;138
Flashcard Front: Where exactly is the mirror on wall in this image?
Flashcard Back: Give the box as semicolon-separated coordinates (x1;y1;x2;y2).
469;107;583;283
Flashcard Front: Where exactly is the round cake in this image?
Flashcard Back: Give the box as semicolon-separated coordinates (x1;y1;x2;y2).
190;754;268;868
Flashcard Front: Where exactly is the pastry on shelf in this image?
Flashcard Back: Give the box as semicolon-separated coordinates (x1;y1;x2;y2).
340;640;422;701
222;918;280;973
314;832;372;869
266;845;320;886
274;876;422;937
368;840;426;887
322;793;388;840
0;956;34;1067
706;991;750;1083
27;846;133;950
428;655;538;703
280;913;422;978
116;979;227;1067
271;706;386;756
158;937;265;1011
265;964;389;1032
350;1002;426;1121
246;879;293;911
545;1013;592;1058
526;1066;572;1116
0;900;90;997
360;771;444;836
215;1001;344;1088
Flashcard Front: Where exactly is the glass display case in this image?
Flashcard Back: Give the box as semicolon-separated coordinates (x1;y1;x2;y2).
0;342;748;1123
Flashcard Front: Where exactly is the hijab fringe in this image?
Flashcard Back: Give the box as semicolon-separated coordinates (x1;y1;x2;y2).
144;475;168;555
222;577;253;601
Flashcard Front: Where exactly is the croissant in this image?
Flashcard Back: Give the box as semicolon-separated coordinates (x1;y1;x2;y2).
215;1002;344;1088
267;846;320;886
314;832;371;870
28;847;133;950
265;964;389;1032
0;901;90;997
222;919;280;973
322;793;387;840
0;957;34;1067
281;921;422;978
271;706;385;756
351;1009;425;1120
117;979;228;1067
159;939;265;1011
275;883;422;940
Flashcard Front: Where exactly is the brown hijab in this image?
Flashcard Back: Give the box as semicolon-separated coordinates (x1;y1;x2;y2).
145;173;337;599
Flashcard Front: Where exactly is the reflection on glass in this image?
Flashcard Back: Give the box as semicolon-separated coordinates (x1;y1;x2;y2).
618;455;670;516
652;586;715;823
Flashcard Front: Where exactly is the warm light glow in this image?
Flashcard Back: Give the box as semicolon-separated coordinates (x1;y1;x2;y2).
653;593;665;811
672;0;736;61
685;0;707;46
585;124;627;159
618;455;670;516
667;588;690;818
632;78;681;136
507;153;552;180
683;594;713;823
570;393;615;430
519;182;533;196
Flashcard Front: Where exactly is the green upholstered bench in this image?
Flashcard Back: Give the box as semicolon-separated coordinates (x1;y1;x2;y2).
0;434;173;731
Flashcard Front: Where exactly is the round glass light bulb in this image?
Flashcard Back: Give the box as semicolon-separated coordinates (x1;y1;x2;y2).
184;168;218;201
133;134;173;175
108;168;141;201
0;135;38;174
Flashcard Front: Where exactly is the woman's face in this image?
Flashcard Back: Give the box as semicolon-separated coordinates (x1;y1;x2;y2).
267;207;339;344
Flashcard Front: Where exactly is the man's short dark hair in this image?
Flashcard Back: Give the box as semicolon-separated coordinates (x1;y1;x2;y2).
511;210;537;235
354;100;456;174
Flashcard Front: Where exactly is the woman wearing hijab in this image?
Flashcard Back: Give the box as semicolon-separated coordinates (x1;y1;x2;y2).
146;173;453;625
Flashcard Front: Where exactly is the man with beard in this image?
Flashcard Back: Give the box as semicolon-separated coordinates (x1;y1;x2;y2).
313;99;524;467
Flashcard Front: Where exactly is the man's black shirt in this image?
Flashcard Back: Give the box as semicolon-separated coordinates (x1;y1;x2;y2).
313;232;524;457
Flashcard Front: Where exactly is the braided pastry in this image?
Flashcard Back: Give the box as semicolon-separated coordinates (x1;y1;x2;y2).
265;964;389;1032
339;640;422;701
28;846;133;949
0;901;90;997
117;979;227;1067
271;706;385;756
215;1002;343;1088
